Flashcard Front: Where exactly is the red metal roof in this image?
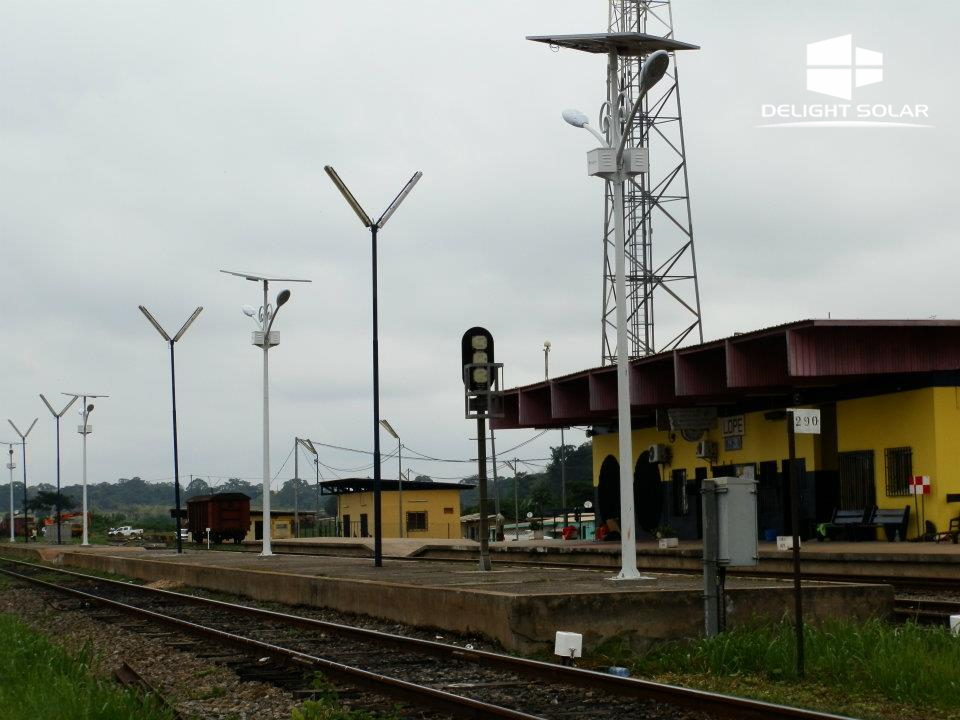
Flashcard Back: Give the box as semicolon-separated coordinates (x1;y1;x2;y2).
490;319;960;430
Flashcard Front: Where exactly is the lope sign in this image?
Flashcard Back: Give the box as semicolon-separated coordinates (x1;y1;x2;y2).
720;415;745;438
788;408;821;434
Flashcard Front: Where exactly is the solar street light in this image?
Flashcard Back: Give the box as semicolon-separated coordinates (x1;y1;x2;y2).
221;270;311;557
138;304;204;554
324;165;423;567
64;393;108;545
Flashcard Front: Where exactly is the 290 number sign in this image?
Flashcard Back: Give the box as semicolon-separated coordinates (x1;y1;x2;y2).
789;408;821;435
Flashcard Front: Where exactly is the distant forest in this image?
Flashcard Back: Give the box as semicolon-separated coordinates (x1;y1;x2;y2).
1;441;594;523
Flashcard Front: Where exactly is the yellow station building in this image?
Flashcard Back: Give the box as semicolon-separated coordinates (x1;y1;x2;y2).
492;320;960;542
320;478;469;540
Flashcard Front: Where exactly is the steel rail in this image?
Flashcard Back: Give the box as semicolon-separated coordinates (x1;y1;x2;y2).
1;557;856;720
0;565;541;720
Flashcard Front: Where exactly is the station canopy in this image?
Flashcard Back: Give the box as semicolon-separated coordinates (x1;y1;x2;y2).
320;478;475;495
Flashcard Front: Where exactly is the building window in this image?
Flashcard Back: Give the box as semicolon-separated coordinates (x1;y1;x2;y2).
443;507;454;514
884;447;912;497
838;451;875;509
406;511;428;532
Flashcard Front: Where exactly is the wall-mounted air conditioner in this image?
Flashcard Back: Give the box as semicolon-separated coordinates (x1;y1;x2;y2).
648;444;671;464
696;440;718;461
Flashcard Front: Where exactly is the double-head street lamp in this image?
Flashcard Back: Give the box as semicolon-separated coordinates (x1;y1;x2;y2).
7;418;37;542
324;165;423;567
529;32;689;579
138;305;203;554
221;270;311;557
4;442;17;541
294;437;317;538
39;394;78;544
64;392;108;545
378;419;403;538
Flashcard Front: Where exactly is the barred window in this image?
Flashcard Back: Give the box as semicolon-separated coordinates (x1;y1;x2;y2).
406;511;428;532
671;469;688;516
838;451;875;509
884;447;912;497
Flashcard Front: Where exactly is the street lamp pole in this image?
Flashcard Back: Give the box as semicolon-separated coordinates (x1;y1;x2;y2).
324;165;423;567
379;420;402;538
63;393;108;546
137;305;203;554
221;270;311;558
4;443;16;541
39;394;78;545
295;437;317;538
544;341;568;524
7;419;38;543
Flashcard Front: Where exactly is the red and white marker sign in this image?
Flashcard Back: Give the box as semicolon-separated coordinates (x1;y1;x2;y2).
909;475;931;495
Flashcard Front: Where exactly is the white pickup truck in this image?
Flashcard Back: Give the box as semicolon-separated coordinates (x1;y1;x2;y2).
109;525;144;538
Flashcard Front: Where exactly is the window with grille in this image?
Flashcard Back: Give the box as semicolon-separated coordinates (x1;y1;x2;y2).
671;469;688;516
884;447;912;497
406;511;428;532
838;451;875;509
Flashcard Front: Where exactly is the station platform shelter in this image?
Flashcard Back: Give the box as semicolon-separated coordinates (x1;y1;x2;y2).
491;319;960;543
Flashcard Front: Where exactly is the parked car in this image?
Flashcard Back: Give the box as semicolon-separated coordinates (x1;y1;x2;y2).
109;525;143;538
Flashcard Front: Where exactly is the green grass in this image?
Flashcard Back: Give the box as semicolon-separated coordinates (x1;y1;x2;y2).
291;673;404;720
0;613;174;720
593;618;960;717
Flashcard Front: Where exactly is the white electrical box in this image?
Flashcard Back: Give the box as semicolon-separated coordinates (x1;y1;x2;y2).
77;424;92;434
587;147;618;178
648;443;671;464
554;631;583;658
621;147;649;176
696;440;718;460
251;331;280;347
715;476;759;567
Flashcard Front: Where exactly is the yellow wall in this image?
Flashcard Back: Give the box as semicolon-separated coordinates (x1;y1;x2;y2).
244;512;296;541
589;388;960;535
337;488;461;539
591;408;818;482
838;387;960;534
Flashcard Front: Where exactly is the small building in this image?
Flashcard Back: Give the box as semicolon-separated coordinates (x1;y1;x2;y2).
493;319;960;542
460;512;505;541
245;510;315;541
321;478;471;539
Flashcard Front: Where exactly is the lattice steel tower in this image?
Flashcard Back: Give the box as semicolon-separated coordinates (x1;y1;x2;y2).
601;0;703;363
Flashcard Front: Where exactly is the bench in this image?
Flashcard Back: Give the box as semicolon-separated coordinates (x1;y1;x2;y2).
824;507;876;541
935;516;959;544
869;505;910;541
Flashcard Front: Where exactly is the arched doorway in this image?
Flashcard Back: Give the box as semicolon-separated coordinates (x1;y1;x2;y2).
597;455;620;524
634;450;662;535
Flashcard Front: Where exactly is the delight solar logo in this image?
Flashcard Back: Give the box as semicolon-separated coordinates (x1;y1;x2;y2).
758;35;932;128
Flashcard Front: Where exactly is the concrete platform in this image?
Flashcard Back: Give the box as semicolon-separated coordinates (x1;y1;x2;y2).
249;536;960;583
0;543;892;654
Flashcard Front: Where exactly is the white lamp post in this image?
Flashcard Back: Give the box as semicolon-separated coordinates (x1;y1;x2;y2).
379;419;403;538
220;270;311;557
4;442;16;541
529;33;679;580
64;393;108;546
324;165;422;567
7;418;38;542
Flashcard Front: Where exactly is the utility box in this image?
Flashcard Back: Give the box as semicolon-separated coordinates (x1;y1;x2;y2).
621;147;649;176
714;476;758;567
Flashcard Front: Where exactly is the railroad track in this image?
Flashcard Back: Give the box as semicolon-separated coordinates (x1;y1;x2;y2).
893;598;960;624
0;557;854;720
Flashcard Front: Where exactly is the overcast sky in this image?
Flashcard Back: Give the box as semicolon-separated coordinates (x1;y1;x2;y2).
1;1;957;496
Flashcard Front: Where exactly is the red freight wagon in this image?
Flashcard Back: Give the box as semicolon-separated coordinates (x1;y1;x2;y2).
186;493;250;544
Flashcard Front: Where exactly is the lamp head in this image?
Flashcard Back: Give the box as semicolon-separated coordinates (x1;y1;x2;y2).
86;404;94;413
561;109;590;129
242;305;257;318
276;289;291;307
640;49;670;89
543;340;551;349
